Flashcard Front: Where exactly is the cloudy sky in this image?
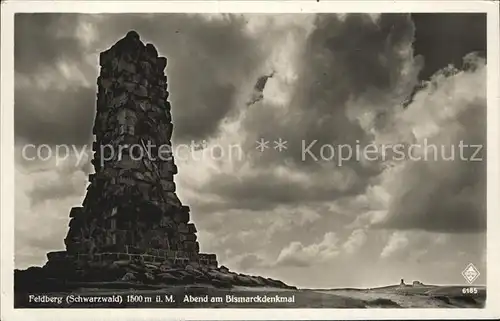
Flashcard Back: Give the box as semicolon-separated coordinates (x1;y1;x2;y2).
14;13;487;288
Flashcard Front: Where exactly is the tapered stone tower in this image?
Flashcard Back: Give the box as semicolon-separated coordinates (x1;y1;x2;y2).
50;31;217;267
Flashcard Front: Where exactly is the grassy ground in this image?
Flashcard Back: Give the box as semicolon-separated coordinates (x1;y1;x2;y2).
15;284;486;308
318;285;486;308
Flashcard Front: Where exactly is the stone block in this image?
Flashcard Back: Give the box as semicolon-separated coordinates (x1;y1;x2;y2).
180;233;197;242
69;207;83;218
157;249;166;258
174;251;188;260
158;161;175;176
178;223;189;233
123;81;136;93
183;241;198;253
157;57;167;71
101;243;126;253
139;61;153;75
145;43;158;58
159;216;174;229
129;254;143;263
110;92;128;109
118;253;130;260
165;250;176;258
209;259;218;268
117;57;137;74
66;241;82;254
126;245;145;254
174;258;188;266
101;253;119;262
153;256;163;263
90;158;101;170
134;85;148;97
174;211;189;224
187;223;197;234
99;50;113;67
47;251;68;261
77;253;89;261
98;76;114;89
164;192;182;207
114;230;127;246
160;180;176;192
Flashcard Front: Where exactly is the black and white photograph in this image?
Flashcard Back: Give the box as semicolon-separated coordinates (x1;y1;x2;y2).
1;1;500;319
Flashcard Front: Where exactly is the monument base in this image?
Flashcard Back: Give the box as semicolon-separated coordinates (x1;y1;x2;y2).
46;248;218;267
15;249;295;293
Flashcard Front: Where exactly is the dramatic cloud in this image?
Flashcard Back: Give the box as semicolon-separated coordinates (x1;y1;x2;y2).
13;13;487;287
15;14;88;75
15;158;87;265
342;229;368;254
14;13;269;146
374;55;487;233
240;13;419;163
411;13;486;81
190;13;421;217
380;231;409;258
86;13;271;143
275;232;340;267
15;86;96;146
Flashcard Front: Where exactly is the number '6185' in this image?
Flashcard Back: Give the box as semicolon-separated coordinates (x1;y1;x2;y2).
462;287;478;294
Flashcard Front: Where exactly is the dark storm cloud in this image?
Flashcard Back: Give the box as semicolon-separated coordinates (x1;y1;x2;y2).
241;13;417;166
381;99;487;233
19;229;66;254
13;13;490;284
191;169;365;212
197;13;418;212
88;13;265;143
384;161;486;233
402;14;487;107
15;13;98;147
234;254;268;270
14;13;86;75
246;71;275;106
15;86;96;146
411;13;486;81
14;13;265;146
28;173;87;206
192;12;488;232
310;13;415;101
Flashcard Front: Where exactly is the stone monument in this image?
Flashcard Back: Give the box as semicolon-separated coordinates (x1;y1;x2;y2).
16;32;294;294
47;31;217;267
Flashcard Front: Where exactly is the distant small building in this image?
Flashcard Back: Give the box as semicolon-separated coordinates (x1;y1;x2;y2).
400;279;405;286
412;280;424;286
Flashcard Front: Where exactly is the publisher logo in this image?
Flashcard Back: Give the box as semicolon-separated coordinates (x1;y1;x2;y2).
462;263;480;284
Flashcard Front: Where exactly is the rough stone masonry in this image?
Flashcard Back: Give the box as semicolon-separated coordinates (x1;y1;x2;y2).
16;31;295;292
50;31;217;267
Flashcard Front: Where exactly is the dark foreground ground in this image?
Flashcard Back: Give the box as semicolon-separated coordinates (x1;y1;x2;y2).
15;283;486;308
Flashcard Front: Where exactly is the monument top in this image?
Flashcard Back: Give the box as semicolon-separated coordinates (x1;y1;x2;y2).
126;30;140;40
100;30;166;72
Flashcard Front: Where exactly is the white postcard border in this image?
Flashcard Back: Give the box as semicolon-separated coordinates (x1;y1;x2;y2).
1;1;499;320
